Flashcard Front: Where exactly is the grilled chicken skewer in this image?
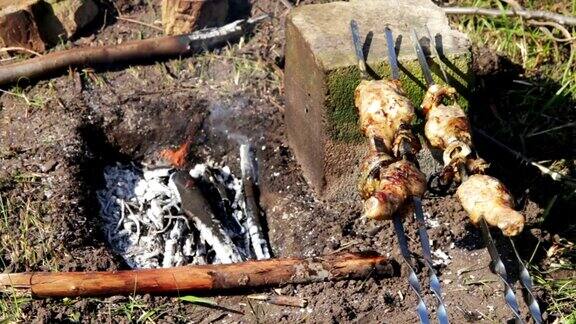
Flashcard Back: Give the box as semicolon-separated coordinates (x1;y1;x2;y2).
352;21;447;324
383;26;449;324
353;21;423;219
359;153;426;220
413;27;541;323
415;34;488;186
412;28;525;237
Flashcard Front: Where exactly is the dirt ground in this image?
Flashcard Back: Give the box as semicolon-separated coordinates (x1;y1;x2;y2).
1;1;574;323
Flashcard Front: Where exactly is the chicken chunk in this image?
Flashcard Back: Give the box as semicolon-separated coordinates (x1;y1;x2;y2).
355;79;417;153
359;154;426;220
456;174;524;236
421;84;456;116
424;103;472;150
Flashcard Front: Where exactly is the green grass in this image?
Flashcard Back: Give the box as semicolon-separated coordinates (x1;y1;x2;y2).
455;0;575;90
532;237;576;322
451;0;575;162
0;291;32;324
0;86;49;109
112;296;166;323
0;176;62;273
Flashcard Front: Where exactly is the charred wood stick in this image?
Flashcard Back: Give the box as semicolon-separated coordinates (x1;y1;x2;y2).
171;170;243;263
443;7;576;26
0;252;394;298
240;144;271;260
0;15;267;86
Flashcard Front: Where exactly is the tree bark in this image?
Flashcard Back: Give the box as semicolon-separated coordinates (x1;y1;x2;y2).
0;252;395;298
162;0;229;35
0;1;46;53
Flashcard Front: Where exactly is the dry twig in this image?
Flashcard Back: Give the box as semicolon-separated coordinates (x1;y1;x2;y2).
0;47;43;57
117;16;163;31
443;7;576;26
0;16;267;86
527;20;576;42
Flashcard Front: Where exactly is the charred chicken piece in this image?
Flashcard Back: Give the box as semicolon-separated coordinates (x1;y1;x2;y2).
355;79;418;154
456;174;525;236
359;153;426;220
358;152;394;198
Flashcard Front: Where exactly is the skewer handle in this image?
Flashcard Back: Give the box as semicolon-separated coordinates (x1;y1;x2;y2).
411;29;435;87
384;27;400;80
479;219;524;323
350;20;370;80
509;238;543;324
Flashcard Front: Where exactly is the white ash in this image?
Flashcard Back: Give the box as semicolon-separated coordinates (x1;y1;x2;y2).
432;248;452;267
97;160;268;269
424;212;440;228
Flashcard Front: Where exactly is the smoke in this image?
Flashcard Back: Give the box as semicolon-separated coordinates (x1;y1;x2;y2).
208;99;252;146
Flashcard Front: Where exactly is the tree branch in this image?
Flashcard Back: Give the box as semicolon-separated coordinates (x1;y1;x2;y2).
0;15;268;86
0;252;395;298
443;7;576;27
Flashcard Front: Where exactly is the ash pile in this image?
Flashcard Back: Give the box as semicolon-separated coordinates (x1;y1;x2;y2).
97;145;270;268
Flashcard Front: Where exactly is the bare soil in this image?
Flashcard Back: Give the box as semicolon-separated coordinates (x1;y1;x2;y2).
0;1;572;323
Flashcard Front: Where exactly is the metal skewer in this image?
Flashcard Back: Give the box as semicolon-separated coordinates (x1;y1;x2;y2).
413;28;529;323
384;26;400;80
509;236;543;323
413;197;449;324
411;30;434;87
386;26;449;324
425;25;542;324
351;21;430;323
393;214;430;324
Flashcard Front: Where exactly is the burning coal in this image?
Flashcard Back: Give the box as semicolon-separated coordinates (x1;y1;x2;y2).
97;151;270;269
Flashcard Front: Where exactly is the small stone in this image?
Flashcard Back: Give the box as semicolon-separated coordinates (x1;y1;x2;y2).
40;159;58;173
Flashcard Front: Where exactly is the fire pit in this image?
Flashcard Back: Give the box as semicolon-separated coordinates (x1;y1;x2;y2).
97;145;270;269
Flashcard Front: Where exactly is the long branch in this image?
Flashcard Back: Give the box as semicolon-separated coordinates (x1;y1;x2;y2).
0;252;395;298
0;15;267;86
443;7;576;26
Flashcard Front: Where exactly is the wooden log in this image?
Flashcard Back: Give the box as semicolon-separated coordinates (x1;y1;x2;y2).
0;15;266;86
161;0;229;35
0;252;394;298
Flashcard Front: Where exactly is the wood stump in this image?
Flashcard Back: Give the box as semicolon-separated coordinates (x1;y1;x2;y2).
162;0;229;35
0;0;98;53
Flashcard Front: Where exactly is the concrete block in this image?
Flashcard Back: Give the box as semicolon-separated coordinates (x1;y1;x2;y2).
284;0;472;200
